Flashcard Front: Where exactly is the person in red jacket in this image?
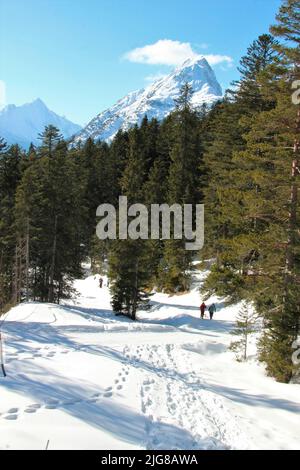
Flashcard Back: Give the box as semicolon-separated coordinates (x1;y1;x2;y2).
200;302;206;319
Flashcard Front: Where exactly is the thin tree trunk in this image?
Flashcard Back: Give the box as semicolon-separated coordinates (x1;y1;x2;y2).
132;260;139;321
25;218;30;302
13;243;20;304
283;109;300;370
49;215;58;303
286;110;299;270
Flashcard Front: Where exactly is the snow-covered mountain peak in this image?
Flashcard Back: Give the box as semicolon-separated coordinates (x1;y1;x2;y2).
30;97;48;108
175;54;206;69
0;99;82;149
73;56;222;145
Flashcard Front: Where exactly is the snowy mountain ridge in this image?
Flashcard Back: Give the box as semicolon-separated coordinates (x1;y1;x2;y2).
73;55;222;145
0;98;81;149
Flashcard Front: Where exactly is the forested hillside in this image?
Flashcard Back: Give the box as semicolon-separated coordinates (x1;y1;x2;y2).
0;0;299;383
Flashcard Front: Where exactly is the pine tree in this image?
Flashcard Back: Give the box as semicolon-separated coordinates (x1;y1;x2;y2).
108;121;160;318
78;138;112;259
270;0;300;68
230;302;258;361
14;133;86;303
255;0;300;382
201;34;281;300
159;84;204;292
209;2;300;381
0;142;24;311
38;125;62;156
109;239;152;320
230;34;280;112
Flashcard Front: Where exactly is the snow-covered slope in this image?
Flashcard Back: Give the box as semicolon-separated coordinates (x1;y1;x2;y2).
0;269;299;450
73;56;222;145
0;99;81;149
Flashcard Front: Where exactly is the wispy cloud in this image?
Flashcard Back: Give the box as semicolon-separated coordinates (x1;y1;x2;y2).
0;80;6;109
204;54;233;67
124;39;197;66
124;39;233;68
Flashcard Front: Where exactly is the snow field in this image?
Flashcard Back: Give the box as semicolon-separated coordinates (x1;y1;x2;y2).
0;272;299;450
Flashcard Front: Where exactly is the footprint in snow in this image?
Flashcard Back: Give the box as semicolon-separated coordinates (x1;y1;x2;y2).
8;408;18;414
104;391;113;398
24;407;38;413
61;399;80;406
28;403;41;410
116;385;122;390
5;414;18;420
45;399;60;408
87;398;98;403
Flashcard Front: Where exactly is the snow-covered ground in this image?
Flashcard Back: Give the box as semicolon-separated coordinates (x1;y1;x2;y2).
0;270;299;450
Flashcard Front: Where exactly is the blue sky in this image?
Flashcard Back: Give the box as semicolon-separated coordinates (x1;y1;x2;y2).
0;0;282;125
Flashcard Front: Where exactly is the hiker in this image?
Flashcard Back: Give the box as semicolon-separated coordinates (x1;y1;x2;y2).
99;277;103;288
200;302;206;319
208;303;216;320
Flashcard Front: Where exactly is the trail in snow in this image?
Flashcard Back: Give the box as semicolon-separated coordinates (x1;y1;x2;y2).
0;271;299;450
128;342;247;450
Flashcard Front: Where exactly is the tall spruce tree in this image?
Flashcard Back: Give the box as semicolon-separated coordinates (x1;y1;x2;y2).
14;130;86;303
203;2;300;381
159;84;204;292
0;142;24;311
230;34;280;112
202;34;281;300
108;121;160;319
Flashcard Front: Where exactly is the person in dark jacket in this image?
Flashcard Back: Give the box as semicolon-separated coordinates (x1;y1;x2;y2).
99;277;103;288
208;303;216;320
200;302;206;319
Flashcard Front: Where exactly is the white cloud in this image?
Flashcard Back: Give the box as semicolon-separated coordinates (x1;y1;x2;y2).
124;39;198;66
124;39;233;69
0;80;6;109
204;54;233;67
